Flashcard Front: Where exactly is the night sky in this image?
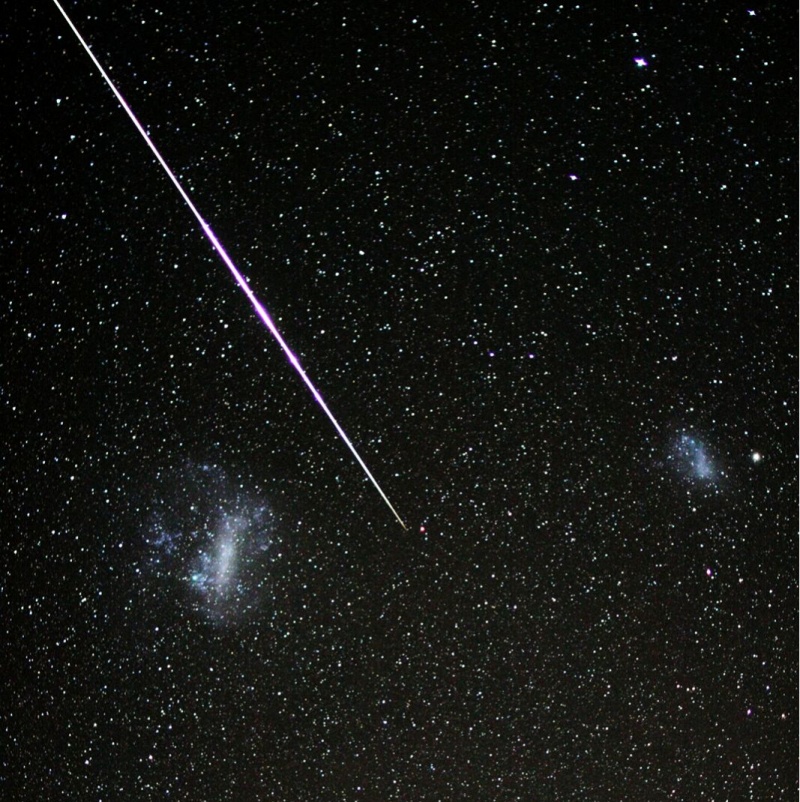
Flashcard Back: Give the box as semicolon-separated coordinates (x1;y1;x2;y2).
4;1;797;799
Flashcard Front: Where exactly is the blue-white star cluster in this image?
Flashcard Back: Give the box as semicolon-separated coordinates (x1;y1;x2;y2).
143;463;279;626
671;433;718;482
4;2;796;799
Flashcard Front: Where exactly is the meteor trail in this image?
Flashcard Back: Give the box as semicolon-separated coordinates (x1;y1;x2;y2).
51;0;407;531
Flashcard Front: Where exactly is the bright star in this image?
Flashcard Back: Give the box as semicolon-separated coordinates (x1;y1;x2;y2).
634;57;648;67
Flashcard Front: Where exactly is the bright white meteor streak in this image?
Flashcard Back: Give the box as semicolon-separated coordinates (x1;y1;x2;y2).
52;0;408;530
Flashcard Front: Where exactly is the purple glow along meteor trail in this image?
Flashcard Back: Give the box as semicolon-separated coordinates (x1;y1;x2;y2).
51;0;408;531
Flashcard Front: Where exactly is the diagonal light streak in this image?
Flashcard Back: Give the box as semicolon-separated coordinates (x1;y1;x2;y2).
51;0;407;530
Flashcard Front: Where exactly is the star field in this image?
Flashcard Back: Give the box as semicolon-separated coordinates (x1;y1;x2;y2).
4;2;797;799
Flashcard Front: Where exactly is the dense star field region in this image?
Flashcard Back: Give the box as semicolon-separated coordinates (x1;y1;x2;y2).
3;1;797;799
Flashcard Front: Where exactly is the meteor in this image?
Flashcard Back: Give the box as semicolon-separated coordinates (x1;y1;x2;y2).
51;0;407;530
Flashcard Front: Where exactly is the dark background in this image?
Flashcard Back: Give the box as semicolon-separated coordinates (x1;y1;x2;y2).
3;1;797;799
